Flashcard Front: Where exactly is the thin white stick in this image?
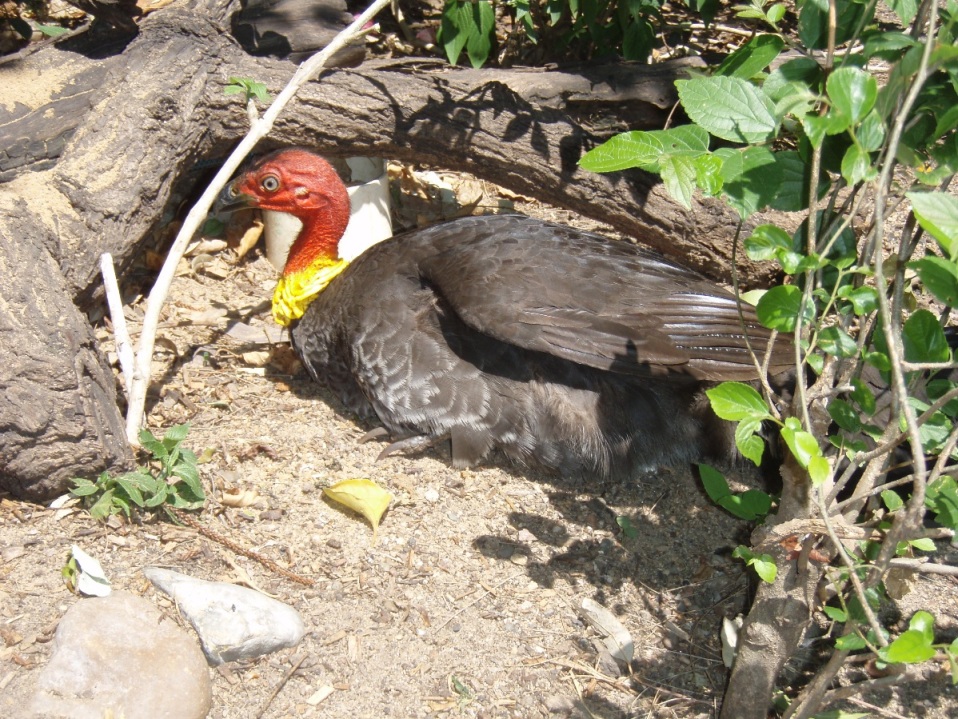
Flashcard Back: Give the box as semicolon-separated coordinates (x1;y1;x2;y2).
123;0;392;443
99;252;135;399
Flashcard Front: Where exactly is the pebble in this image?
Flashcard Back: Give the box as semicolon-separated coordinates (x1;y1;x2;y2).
143;567;306;665
543;695;575;714
423;488;440;502
29;592;211;719
516;528;536;543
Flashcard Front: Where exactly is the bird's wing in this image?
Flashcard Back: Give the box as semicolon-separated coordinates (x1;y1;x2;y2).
415;216;787;381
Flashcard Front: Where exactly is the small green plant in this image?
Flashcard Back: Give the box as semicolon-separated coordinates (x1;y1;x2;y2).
732;545;778;583
225;77;270;104
699;463;773;521
71;423;206;521
732;0;787;31
437;0;662;67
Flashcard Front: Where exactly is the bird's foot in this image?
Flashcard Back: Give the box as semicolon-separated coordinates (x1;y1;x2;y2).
358;427;390;444
377;434;448;461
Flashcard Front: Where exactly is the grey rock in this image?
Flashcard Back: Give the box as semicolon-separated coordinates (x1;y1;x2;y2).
143;566;306;665
29;591;211;719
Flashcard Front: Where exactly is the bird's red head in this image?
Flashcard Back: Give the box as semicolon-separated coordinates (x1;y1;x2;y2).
226;148;351;276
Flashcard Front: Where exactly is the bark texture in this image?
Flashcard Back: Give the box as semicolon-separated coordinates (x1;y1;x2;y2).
0;1;787;501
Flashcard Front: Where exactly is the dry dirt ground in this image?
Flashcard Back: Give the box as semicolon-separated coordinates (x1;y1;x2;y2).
1;172;957;719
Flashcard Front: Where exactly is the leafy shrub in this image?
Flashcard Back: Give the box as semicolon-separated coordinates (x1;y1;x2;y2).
582;0;958;713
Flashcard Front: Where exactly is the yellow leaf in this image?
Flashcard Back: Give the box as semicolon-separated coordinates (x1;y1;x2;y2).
323;479;393;544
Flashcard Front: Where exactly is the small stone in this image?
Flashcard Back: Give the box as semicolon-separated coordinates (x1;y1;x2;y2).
29;592;211;719
143;567;305;665
543;695;575;714
423;488;440;502
516;528;536;543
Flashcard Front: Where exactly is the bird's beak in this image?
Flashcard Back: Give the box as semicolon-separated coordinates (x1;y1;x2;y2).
217;181;257;213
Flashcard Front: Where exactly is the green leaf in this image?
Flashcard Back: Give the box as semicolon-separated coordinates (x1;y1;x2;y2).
827;67;878;125
745;224;792;261
90;490;116;521
164;423;190;444
732;546;778;582
881;629;936;664
808;455;831;485
659;154;698;209
751;554;778;583
903;309;950;363
837;285;879;315
910;256;958;306
764;57;823;102
693;153;724;195
883;0;918;24
907;191;958;258
706;382;771;421
818;326;858;358
70;478;101;497
113;475;146;507
881;489;904;512
34;22;69;37
138;429;167;462
781;417;827;482
862;30;917;60
850;378;877;415
799;0;873;49
908;537;936;552
466;0;495;68
822;606;848;622
144;483;170;507
926;476;958;529
580;126;710;175
616;515;638;539
828;398;861;432
735;416;766;466
719;489;772;521
677;76;779;144
857;110;886;152
840;144;874;185
757;285;812;332
770;151;819;212
835;632;868;651
717;146;783;218
717;34;785;79
699;463;731;502
766;3;786;25
440;0;489;66
580;132;662;173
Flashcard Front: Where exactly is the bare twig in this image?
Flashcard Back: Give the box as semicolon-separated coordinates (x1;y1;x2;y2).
888;558;958;576
255;653;308;719
122;0;392;443
99;253;135;399
167;506;315;586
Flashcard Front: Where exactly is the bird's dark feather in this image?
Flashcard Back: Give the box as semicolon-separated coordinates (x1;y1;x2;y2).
290;214;788;474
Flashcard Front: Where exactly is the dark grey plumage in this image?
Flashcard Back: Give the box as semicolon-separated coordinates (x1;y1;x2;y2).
289;213;788;476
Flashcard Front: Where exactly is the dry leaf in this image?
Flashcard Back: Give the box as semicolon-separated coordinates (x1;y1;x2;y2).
323;478;393;544
235;219;264;260
221;488;261;508
241;350;271;367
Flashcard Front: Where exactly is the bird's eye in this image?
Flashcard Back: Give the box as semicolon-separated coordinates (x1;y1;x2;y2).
261;174;280;192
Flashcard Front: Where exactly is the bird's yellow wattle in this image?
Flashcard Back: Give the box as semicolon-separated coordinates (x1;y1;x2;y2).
272;257;350;326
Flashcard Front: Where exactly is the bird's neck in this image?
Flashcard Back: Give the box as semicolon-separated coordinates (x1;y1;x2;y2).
272;212;349;327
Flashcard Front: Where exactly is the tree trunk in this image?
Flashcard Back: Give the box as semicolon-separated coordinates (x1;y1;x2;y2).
0;1;788;500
